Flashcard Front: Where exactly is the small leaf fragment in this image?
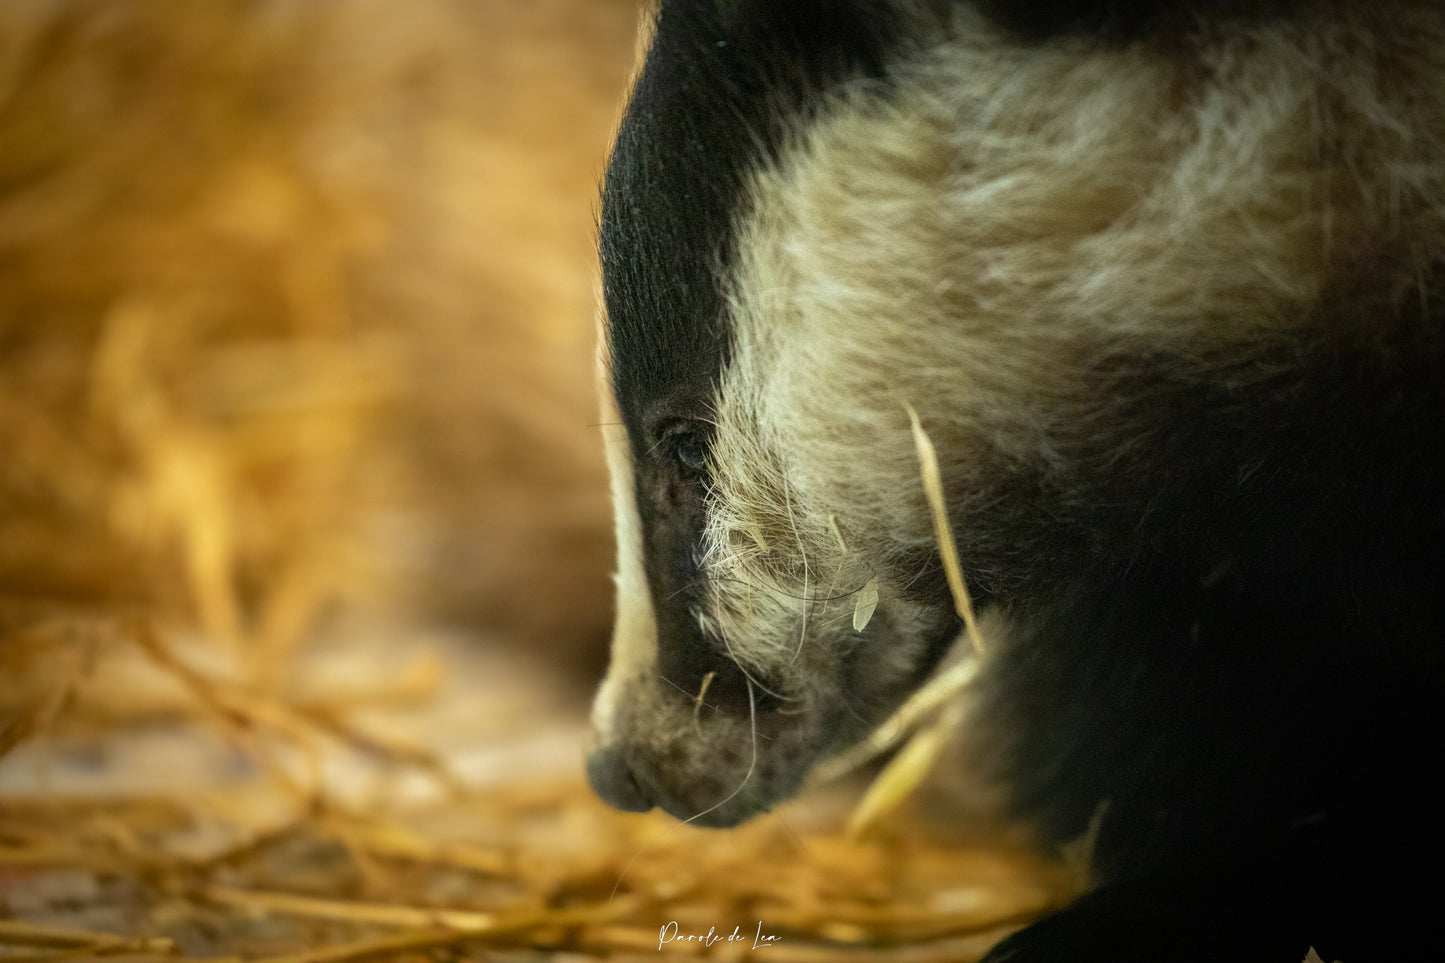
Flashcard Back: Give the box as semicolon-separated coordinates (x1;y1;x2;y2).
852;576;879;632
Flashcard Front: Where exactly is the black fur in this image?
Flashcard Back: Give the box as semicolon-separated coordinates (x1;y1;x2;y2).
964;339;1445;959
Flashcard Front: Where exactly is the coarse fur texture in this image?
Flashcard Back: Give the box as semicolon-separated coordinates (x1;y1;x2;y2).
588;0;1445;959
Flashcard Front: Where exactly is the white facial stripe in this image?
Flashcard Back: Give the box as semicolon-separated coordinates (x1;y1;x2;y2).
591;351;658;744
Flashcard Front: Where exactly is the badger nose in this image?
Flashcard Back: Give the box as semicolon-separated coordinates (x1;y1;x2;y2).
585;745;655;813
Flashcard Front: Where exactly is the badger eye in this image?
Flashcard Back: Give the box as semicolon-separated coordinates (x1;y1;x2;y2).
673;430;708;475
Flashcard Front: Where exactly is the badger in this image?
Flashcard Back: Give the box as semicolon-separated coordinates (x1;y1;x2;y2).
584;1;1445;959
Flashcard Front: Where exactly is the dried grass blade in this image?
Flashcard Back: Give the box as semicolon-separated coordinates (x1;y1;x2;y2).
242;928;465;963
200;887;495;930
905;405;984;655
200;886;628;936
0;920;173;954
845;704;963;837
811;657;978;784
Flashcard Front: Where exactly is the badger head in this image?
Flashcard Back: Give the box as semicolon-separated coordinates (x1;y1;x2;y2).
584;0;1445;828
584;1;972;827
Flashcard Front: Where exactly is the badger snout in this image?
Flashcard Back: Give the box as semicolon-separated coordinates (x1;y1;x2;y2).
586;662;815;827
584;732;771;827
585;745;770;828
584;743;654;814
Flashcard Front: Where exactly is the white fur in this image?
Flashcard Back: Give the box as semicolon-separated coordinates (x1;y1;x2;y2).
590;375;656;747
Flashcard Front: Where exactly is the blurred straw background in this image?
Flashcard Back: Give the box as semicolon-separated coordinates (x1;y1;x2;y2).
0;3;1068;960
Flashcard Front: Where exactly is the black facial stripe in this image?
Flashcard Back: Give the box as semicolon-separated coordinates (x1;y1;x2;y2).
602;1;909;709
601;0;906;439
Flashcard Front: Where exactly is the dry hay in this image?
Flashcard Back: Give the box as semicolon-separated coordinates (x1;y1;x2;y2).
0;783;1069;963
0;3;1070;961
0;0;623;671
0;609;1071;962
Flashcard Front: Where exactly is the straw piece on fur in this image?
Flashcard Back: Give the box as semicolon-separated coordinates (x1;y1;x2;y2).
906;405;984;655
